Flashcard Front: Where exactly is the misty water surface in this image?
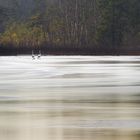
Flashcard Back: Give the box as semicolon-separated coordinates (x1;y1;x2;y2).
0;56;140;140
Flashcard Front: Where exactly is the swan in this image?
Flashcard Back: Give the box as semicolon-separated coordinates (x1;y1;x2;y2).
38;50;41;59
32;50;35;59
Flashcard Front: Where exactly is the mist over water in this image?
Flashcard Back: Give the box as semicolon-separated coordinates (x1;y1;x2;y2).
0;56;140;140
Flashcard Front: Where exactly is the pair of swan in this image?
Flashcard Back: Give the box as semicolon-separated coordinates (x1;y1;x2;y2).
32;50;41;59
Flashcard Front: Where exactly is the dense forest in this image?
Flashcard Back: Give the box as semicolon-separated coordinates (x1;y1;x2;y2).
0;0;140;55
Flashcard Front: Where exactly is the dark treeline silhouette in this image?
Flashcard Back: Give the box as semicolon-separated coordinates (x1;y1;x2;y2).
0;0;140;55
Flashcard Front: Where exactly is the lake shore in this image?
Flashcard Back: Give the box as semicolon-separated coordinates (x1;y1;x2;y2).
1;47;140;56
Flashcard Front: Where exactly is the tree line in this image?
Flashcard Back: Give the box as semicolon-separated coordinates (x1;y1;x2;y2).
0;0;140;55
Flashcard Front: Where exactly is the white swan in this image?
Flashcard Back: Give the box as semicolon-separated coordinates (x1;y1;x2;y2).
38;50;41;59
32;50;35;59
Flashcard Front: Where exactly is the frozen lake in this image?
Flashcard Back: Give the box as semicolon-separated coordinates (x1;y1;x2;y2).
0;56;140;140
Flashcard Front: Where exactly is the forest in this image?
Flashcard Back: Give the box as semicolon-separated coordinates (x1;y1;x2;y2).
0;0;140;55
